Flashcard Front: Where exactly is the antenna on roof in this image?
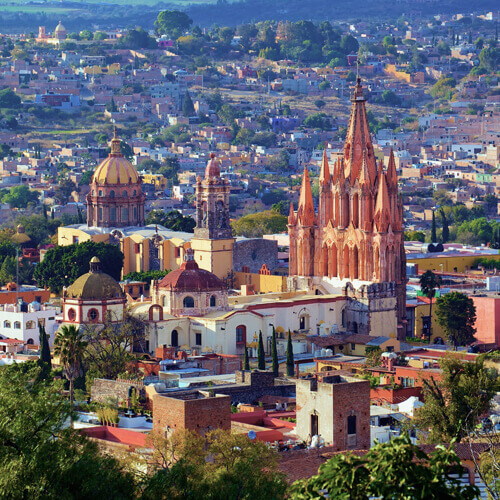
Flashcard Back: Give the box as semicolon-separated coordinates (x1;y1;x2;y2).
356;58;360;80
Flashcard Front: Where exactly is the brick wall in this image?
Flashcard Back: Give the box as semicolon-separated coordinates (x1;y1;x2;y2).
153;391;231;435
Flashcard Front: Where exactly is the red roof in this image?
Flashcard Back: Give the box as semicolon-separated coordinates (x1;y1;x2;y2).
158;258;225;292
0;338;24;344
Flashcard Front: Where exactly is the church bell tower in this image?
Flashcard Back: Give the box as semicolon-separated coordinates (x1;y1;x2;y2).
190;153;235;279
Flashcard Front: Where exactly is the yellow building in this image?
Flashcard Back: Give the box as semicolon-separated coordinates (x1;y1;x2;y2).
407;253;500;274
141;173;169;190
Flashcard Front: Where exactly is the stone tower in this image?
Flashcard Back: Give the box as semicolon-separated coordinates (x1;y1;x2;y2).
190;153;235;279
288;79;406;339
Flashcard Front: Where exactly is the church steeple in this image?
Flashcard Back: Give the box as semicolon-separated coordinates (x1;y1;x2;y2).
343;78;377;184
319;149;331;186
297;166;315;226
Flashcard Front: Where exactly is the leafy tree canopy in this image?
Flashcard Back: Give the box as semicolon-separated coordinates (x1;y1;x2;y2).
0;88;21;108
33;241;124;293
155;10;193;38
2;185;39;209
231;210;287;238
146;210;196;233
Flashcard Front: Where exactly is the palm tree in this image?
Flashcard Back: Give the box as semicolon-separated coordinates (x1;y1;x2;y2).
54;325;87;407
419;270;442;340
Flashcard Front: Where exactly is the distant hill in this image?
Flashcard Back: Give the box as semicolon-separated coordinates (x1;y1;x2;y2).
0;0;498;33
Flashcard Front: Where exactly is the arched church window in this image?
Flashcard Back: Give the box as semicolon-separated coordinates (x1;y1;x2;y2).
122;190;128;197
216;200;225;228
133;190;137;196
183;296;195;308
210;295;216;307
236;325;246;344
171;330;179;347
98;190;103;197
109;190;115;198
68;308;76;321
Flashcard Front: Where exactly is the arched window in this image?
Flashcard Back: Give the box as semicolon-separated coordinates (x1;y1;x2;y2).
3;321;11;328
26;320;36;330
133;190;137;196
210;295;216;307
68;308;76;321
122;190;128;197
88;309;99;322
14;322;21;329
352;246;359;280
352;193;359;229
98;190;103;197
109;190;115;198
236;325;246;344
183;296;195;308
171;329;179;347
27;338;34;345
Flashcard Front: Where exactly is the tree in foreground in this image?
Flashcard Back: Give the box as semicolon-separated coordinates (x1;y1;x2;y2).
414;354;496;443
286;330;294;377
257;331;266;370
419;270;442;339
435;291;477;348
54;325;87;406
431;209;437;242
141;429;287;500
0;363;135;498
290;434;478;499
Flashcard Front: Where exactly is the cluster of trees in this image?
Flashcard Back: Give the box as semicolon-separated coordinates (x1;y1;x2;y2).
0;185;39;209
146;210;196;233
231;209;288;238
33;241;124;293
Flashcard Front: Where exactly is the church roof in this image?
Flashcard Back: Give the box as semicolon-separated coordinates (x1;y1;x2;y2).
91;130;140;185
204;153;220;179
65;257;123;300
158;250;225;292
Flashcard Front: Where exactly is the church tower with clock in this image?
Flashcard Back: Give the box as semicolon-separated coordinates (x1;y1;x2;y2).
190;153;235;279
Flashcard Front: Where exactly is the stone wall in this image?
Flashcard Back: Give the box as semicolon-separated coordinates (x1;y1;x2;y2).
233;239;278;274
91;378;147;405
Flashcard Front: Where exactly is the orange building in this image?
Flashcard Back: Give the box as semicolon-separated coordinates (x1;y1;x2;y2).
288;79;406;339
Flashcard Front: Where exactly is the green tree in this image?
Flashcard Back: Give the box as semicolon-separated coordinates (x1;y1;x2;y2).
271;326;279;377
155;10;193;38
54;325;87;407
414;354;496;443
146;210;195;233
286;330;294;377
33;241;124;293
38;323;52;380
431;210;437;242
82;310;144;382
435;292;476;348
142;429;287;499
404;230;425;242
479;47;500;73
0;364;135;498
54;179;77;205
0;88;21;108
290;433;478;499
429;77;456;99
231;210;287;238
183;91;195;117
0;256;16;285
419;270;442;340
79;170;94;186
314;99;326;109
2;185;39;208
257;330;265;370
340;34;359;54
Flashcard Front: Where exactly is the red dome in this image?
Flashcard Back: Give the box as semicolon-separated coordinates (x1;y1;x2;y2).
204;153;220;179
158;259;226;292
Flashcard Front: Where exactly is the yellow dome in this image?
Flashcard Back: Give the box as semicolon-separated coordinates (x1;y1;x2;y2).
65;257;123;300
54;21;66;33
91;133;139;185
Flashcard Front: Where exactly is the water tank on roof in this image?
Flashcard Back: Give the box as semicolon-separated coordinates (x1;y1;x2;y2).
325;349;333;357
30;300;41;312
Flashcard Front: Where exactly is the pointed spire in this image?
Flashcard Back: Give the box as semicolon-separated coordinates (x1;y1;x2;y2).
319;149;331;185
343;78;378;183
386;149;397;189
110;127;122;156
288;201;295;225
297;166;315;226
359;151;371;187
374;171;391;232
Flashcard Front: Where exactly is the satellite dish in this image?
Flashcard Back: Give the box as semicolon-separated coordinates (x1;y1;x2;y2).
248;430;257;440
